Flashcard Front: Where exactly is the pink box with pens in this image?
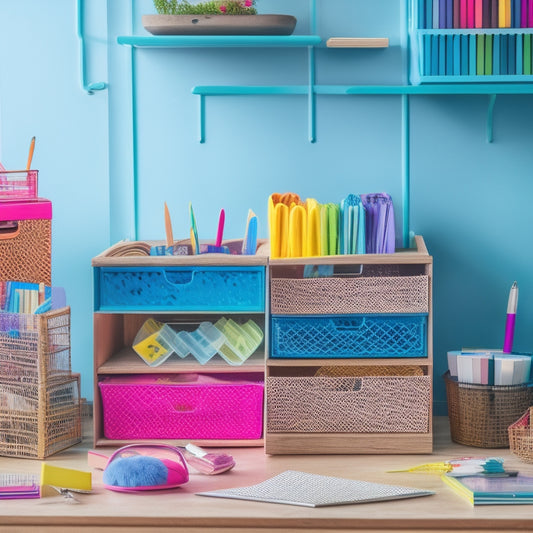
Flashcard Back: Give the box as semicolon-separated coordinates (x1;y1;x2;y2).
0;170;38;202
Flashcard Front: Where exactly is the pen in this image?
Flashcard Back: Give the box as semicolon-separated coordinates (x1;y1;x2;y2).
26;136;35;170
503;281;518;354
215;209;225;248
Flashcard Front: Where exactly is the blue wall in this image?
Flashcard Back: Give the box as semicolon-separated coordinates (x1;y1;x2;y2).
1;0;532;413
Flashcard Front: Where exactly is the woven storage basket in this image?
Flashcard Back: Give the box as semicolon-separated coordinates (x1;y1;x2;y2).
0;307;71;384
0;374;81;459
0;218;51;285
270;275;429;315
444;371;533;448
267;374;431;433
508;408;533;463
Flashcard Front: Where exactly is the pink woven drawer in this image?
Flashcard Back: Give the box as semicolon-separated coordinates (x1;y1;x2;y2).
267;375;431;433
99;373;264;440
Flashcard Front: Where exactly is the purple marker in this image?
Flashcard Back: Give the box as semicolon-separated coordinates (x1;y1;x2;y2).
503;281;518;354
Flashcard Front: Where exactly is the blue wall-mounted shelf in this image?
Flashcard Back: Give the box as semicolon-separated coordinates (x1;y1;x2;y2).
117;35;322;48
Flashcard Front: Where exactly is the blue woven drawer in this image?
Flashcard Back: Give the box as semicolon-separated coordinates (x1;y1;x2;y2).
270;314;427;359
95;266;265;312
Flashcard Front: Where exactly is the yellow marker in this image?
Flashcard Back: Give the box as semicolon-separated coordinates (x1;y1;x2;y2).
387;462;454;474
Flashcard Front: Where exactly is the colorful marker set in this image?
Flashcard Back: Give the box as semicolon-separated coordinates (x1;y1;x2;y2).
0;280;50;314
151;203;258;256
446;281;526;385
417;0;533;29
268;192;395;259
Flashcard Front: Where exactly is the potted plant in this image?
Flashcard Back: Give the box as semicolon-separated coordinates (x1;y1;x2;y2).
143;0;297;36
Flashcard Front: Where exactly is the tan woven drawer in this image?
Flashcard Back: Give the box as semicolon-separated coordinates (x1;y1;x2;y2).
270;275;429;315
266;374;431;433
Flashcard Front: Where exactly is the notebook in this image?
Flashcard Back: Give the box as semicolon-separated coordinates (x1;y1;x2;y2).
197;470;434;508
442;473;533;505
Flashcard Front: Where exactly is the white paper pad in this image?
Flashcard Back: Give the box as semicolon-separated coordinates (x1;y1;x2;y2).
197;470;434;508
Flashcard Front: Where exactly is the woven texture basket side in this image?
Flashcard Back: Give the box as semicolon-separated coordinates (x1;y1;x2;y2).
267;375;431;433
0;308;71;385
270;275;429;315
314;365;425;377
444;372;533;448
0;218;51;285
509;408;533;463
0;375;81;459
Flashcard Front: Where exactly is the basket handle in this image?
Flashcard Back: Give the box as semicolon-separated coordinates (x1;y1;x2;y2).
0;221;20;240
162;269;195;286
332;317;365;331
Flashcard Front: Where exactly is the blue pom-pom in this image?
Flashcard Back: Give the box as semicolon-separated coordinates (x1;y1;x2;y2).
103;456;168;488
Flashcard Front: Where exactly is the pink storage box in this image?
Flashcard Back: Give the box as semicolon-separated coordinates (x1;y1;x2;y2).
0;170;38;201
99;373;264;440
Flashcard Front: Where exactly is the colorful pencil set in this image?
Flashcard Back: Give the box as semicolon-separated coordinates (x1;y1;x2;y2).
417;0;533;29
419;32;533;75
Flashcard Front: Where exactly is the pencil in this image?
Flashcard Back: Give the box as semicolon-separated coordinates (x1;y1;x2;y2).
164;202;173;248
26;136;35;170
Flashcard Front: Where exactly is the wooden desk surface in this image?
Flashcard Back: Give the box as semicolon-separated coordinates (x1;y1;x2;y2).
1;417;533;532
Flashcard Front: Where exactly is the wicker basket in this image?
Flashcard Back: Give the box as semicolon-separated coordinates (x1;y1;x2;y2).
509;408;533;463
0;307;71;384
0;307;81;458
0;374;81;459
444;371;533;448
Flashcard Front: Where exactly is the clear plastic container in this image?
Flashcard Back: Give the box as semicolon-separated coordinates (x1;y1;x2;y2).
170;322;225;365
214;318;263;365
132;319;177;367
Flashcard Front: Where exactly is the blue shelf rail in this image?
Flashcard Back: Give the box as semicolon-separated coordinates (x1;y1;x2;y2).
77;0;107;94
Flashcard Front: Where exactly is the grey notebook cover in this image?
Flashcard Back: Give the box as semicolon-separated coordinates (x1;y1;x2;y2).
197;470;434;508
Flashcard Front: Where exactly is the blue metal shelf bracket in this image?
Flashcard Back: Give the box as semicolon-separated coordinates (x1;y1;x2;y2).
77;0;107;94
487;94;496;143
401;94;411;248
308;0;317;143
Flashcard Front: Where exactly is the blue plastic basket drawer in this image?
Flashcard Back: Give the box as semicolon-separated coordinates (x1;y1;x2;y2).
270;314;427;359
95;266;265;312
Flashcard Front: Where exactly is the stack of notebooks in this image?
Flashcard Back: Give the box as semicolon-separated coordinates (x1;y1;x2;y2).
448;349;532;385
417;0;533;29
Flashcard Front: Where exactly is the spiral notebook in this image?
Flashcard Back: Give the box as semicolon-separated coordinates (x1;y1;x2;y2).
197;470;434;508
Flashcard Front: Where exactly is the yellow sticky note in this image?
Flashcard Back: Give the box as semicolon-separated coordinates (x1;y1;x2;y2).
41;463;92;491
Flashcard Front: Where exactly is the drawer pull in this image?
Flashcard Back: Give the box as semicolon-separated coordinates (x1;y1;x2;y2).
0;220;20;240
163;270;194;286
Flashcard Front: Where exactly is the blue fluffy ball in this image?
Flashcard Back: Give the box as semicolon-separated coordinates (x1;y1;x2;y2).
103;456;168;488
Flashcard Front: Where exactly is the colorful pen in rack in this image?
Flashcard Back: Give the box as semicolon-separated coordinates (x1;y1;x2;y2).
151;203;257;256
268;191;395;259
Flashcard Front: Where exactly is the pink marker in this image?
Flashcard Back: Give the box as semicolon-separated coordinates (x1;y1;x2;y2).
503;281;518;354
215;208;225;247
